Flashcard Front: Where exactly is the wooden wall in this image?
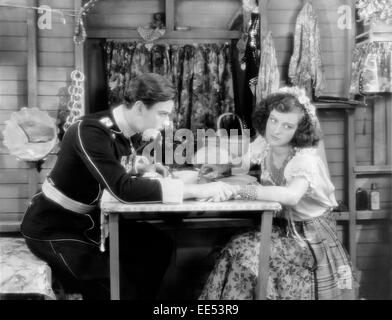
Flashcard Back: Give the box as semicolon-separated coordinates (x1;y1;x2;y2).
0;0;74;227
0;0;390;299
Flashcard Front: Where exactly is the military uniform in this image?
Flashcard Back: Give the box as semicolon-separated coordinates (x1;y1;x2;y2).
21;108;175;300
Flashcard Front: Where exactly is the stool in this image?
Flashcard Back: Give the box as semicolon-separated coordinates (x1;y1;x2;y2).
0;237;56;300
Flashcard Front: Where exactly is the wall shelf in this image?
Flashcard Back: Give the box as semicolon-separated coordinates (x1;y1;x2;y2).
354;166;392;175
336;210;390;221
88;29;240;40
355;21;392;44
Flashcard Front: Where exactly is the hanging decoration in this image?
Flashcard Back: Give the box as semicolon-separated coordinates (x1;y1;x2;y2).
73;0;100;45
356;0;392;25
288;1;325;98
63;70;86;131
137;12;166;49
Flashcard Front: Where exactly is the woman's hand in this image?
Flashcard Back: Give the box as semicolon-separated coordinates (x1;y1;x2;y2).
197;182;239;202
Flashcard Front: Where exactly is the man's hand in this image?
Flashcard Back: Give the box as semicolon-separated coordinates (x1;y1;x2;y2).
198;182;239;202
133;156;170;178
199;164;231;181
154;163;170;178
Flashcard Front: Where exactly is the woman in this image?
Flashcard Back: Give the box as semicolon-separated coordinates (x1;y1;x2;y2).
199;87;357;300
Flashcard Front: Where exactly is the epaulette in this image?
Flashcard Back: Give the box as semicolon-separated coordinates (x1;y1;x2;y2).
99;117;114;129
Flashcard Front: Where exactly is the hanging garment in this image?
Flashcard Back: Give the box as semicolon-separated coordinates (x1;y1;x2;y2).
191;45;211;131
178;45;195;130
288;2;325;97
130;43;151;79
206;44;221;117
241;13;261;130
222;44;236;114
151;44;172;81
255;31;280;103
350;41;392;95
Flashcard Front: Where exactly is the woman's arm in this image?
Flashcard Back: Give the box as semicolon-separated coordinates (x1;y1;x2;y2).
183;182;238;202
250;177;309;206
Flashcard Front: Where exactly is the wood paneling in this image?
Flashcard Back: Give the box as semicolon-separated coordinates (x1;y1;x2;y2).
0;52;27;65
38;38;74;52
0;95;28;110
38;52;74;67
0;8;28;21
0;37;27;51
0;22;27;37
0;66;27;80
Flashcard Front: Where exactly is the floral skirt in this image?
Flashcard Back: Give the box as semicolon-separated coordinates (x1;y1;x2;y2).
199;210;357;300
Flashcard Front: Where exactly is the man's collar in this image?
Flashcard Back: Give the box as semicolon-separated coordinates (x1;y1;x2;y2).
112;105;136;138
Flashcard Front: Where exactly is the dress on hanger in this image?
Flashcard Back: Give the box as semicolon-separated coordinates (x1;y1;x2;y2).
288;2;325;98
255;31;280;103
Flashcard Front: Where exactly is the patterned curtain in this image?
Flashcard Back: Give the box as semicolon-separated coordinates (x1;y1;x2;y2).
103;41;235;130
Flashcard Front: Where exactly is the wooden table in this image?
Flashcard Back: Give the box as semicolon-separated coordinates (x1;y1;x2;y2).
100;190;281;300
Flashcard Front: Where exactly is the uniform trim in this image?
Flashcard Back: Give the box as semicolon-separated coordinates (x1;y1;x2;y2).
21;232;99;247
42;179;95;214
77;121;133;204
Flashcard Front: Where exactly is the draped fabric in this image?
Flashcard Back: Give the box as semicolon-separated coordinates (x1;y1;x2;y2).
255;31;280;103
103;41;235;130
350;41;392;95
288;2;325;98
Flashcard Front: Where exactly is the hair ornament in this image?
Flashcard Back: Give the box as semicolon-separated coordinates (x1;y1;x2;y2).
277;86;317;126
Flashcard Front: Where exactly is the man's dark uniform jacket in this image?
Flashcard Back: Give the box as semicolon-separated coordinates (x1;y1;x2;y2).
21;110;164;244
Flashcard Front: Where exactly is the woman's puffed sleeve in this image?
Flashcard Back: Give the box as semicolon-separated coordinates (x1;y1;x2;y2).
284;152;319;194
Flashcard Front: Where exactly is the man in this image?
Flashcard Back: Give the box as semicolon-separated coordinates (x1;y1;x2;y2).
21;73;235;300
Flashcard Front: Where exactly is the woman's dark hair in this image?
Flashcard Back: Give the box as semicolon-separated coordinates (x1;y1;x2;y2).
124;73;175;108
252;92;320;148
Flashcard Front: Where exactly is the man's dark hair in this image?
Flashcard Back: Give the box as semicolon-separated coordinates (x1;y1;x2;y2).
252;92;320;148
124;73;175;108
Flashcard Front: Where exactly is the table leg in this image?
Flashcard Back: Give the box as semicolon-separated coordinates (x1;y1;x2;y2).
109;213;120;300
256;210;273;300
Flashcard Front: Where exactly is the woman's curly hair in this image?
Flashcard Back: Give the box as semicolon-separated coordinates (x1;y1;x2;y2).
252;93;320;148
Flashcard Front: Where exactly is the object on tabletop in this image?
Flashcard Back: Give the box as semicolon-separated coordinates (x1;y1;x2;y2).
171;169;199;184
197;164;232;182
193;113;250;166
2;107;58;162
